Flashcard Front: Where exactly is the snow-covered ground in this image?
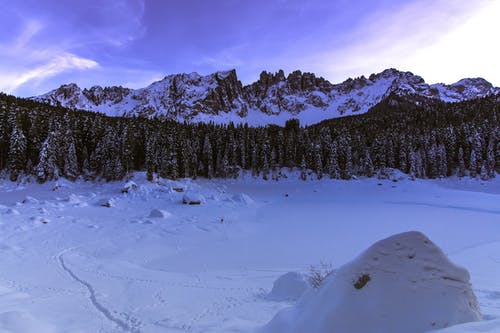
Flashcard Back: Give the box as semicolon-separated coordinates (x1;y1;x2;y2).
0;173;499;333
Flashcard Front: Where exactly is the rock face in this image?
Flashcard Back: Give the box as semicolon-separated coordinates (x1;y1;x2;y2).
262;231;482;333
34;69;500;126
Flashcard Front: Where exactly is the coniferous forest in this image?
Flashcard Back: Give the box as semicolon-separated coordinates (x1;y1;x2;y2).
0;92;498;183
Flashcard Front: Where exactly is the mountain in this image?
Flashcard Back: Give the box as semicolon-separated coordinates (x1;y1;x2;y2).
33;68;500;126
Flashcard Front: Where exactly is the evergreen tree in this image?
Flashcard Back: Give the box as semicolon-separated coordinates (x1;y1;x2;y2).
64;139;78;180
8;125;27;181
300;155;307;181
457;147;466;178
328;142;340;179
364;149;374;177
36;131;60;182
469;148;478;178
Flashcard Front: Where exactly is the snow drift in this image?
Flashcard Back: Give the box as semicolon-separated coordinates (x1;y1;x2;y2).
266;272;310;302
262;231;481;333
148;209;172;219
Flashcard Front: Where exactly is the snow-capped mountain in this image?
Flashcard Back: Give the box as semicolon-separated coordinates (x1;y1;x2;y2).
34;68;499;126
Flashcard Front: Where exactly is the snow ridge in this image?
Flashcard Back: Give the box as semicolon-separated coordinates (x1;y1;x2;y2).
33;68;500;126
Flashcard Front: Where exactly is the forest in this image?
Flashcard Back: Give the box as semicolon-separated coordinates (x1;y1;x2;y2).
0;92;498;182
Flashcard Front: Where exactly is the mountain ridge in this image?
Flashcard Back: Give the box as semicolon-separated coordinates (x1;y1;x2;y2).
33;68;500;126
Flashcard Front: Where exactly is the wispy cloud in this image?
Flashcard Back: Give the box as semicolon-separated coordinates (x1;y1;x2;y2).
302;0;498;84
0;53;98;93
0;19;98;94
0;0;146;95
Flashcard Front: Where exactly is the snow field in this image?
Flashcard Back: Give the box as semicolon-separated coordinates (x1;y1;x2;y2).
0;172;499;332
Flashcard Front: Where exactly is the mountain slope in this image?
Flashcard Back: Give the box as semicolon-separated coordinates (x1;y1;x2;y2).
34;68;499;126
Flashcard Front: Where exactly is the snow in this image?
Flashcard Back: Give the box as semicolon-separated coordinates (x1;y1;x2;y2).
148;209;172;219
122;181;138;193
266;272;310;302
182;192;205;204
231;193;255;205
262;231;481;333
0;173;499;332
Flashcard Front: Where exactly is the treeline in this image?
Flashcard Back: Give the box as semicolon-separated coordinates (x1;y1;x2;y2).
0;92;498;183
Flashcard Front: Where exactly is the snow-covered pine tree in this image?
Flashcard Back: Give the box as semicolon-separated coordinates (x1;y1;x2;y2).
63;137;78;180
314;144;323;180
328;142;340;179
437;143;447;178
457;147;466;178
203;134;214;179
364;149;374;177
300;155;307;181
469;148;478;178
486;136;496;178
8;125;27;181
36;130;60;182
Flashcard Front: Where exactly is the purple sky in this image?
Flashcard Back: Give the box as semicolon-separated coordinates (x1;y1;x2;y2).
0;0;498;96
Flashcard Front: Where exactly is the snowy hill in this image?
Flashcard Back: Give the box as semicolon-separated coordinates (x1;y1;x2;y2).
33;68;499;126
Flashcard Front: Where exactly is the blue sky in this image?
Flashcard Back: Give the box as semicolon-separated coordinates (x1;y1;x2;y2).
0;0;498;97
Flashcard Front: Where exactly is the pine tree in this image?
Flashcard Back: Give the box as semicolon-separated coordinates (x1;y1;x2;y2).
328;142;340;179
36;131;60;182
437;143;447;178
8;125;27;181
364;149;374;177
486;136;496;178
314;144;323;180
480;162;488;180
203;134;214;179
457;147;466;178
300;155;307;181
469;148;478;178
64;139;78;180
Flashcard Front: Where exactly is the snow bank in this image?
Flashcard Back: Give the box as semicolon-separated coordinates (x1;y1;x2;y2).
266;272;310;302
30;216;49;224
3;208;20;215
96;198;116;208
121;181;137;193
52;179;73;191
232;193;255;205
377;167;408;181
148;209;172;219
262;231;481;333
182;193;205;205
21;196;38;204
66;194;88;207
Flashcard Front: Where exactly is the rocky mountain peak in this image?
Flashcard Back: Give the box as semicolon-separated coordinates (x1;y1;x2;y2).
32;68;499;126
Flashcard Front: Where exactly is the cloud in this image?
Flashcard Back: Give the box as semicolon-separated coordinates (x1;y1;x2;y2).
296;0;497;84
0;0;146;95
0;53;98;93
405;0;500;85
0;18;99;94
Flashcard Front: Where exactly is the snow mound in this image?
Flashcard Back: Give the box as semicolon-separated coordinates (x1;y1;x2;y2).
66;194;88;207
232;193;255;205
30;216;49;224
0;311;55;333
121;181;137;193
21;196;38;204
262;231;481;333
182;193;205;205
96;198;116;208
377;167;408;181
52;179;72;191
148;209;172;219
3;208;20;215
266;272;310;302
